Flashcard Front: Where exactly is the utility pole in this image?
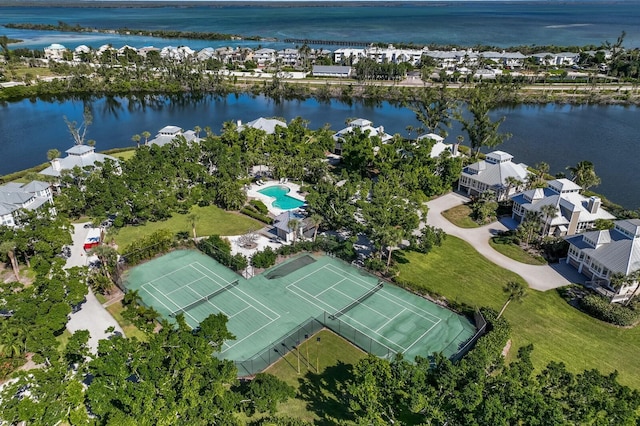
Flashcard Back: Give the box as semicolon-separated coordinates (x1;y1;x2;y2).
316;336;321;373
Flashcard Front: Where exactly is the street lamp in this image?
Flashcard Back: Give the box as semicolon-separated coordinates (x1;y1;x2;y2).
316;336;321;373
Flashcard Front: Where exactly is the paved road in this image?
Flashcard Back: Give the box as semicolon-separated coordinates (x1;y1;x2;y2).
65;223;123;353
426;193;585;291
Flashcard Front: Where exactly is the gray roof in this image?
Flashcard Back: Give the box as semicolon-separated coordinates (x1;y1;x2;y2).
40;145;119;177
462;155;529;188
240;117;287;135
312;65;352;75
566;221;640;275
0;180;51;217
273;210;305;232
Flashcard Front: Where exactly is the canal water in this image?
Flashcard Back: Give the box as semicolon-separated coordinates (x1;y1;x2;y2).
0;94;638;209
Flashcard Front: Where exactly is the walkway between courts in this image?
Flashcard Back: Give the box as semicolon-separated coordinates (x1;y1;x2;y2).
425;193;585;291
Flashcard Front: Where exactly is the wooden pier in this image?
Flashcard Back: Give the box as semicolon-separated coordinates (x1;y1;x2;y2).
284;38;372;47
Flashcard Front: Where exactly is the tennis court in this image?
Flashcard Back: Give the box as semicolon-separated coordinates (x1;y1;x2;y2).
124;250;476;367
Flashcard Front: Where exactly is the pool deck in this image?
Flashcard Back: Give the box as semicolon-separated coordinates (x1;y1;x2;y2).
247;180;306;216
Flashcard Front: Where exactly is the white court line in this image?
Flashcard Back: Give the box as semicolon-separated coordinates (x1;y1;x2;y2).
142;263;194;286
191;262;281;322
331;286;392;320
402;320;441;353
324;263;441;323
230;306;251;319
376;308;407;333
140;282;199;324
165;276;209;296
220;307;278;354
288;283;404;352
202;299;228;318
314;277;346;298
285;264;343;291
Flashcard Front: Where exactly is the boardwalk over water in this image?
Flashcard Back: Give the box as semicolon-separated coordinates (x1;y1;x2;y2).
284;38;372;47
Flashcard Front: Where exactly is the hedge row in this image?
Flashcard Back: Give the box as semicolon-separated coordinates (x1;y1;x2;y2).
579;294;640;326
240;206;273;224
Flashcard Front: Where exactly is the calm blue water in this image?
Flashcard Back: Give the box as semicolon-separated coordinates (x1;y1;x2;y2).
1;2;639;50
1;95;638;209
258;185;306;210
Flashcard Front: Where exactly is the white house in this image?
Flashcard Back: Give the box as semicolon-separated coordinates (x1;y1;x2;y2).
253;48;276;67
511;179;615;236
277;48;300;67
0;181;54;227
416;133;461;158
332;118;393;155
273;210;307;243
147;125;200;147
565;219;640;303
43;43;67;61
40;145;120;177
333;48;366;65
73;45;91;62
458;151;529;201
237;117;287;135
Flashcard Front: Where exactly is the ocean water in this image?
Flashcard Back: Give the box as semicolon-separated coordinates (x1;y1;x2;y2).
1;2;639;51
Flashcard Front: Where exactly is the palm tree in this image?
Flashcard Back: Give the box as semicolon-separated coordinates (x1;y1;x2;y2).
288;219;301;245
498;281;528;319
193;125;202;139
540;204;559;237
308;214;323;242
142;130;151;146
188;213;199;239
383;227;404;269
90;244;118;282
504;176;523;198
46;148;61;161
0;240;20;282
131;134;141;149
567;160;601;190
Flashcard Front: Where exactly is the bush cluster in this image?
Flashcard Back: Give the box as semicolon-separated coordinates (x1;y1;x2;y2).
249;199;269;215
240;205;273;224
251;246;277;269
197;235;248;272
579;294;640;326
275;235;357;263
122;229;175;265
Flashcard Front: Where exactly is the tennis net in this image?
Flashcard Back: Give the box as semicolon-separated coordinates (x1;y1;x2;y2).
329;281;384;320
170;280;239;316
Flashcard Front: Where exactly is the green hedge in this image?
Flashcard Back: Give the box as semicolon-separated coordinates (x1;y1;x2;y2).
240;206;273;224
249;199;269;215
579;294;640;326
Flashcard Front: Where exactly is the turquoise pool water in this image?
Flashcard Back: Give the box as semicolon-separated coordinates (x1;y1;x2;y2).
257;185;305;210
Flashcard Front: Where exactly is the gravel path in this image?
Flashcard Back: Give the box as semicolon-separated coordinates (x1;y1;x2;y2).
426;193;585;291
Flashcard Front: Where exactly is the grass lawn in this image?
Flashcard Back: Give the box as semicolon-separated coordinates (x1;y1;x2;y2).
111;149;136;162
105;301;148;341
489;238;547;265
397;236;640;389
56;329;72;352
110;205;262;251
262;329;367;424
441;204;479;228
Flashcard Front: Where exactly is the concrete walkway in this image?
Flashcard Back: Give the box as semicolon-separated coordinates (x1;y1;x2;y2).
65;223;124;353
426;193;585;291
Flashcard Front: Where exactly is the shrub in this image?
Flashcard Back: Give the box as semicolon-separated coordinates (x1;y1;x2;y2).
240;207;273;224
249;199;269;215
251;246;277;269
579;294;640;326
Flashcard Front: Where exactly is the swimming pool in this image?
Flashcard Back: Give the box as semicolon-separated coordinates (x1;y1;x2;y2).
257;185;306;210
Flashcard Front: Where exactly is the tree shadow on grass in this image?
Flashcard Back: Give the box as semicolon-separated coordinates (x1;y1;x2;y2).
297;361;354;425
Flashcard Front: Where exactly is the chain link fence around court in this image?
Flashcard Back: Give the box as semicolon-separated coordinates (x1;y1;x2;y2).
234;312;396;377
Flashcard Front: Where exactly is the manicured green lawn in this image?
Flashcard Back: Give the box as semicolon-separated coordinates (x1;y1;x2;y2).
56;329;72;352
397;237;640;389
105;301;148;342
489;238;547;265
441;204;479;228
263;329;366;423
110;205;262;251
112;149;136;162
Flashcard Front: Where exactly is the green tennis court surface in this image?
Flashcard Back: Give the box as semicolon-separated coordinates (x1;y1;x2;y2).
124;250;476;367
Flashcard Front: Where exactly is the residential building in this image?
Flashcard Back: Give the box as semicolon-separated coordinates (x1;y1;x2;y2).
273;210;307;243
511;179;615;236
564;219;640;303
73;45;91;62
237;117;287;135
43;43;67;61
416;133;460;158
333;48;366;65
332;118;393;155
253;48;276;67
458;151;528;201
277;48;300;67
0;181;54;227
147;125;200;147
40;145;120;177
312;65;352;78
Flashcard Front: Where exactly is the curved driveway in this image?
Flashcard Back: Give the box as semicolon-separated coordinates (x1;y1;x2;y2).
426;193;585;291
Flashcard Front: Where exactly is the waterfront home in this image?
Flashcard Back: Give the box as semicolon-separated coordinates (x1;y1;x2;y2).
365;45;424;66
416;133;461;158
160;46;195;62
253;48;276;67
0;181;54;227
40;145;119;178
332;118;393;156
237;117;287;135
564;219;640;303
458;151;528;201
72;45;91;62
333;48;366;65
511;178;615;236
43;43;67;61
277;49;300;67
147;126;200;147
312;65;353;78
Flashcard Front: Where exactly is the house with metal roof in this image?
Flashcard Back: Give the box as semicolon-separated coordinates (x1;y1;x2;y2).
147;126;200;147
511;178;615;236
0;181;54;227
458;151;529;201
312;65;352;78
237;117;287;135
564;219;640;303
332;118;393;156
416;133;461;158
40;145;120;178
